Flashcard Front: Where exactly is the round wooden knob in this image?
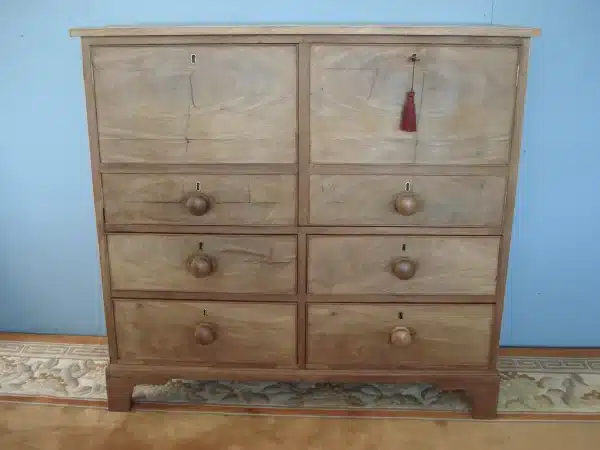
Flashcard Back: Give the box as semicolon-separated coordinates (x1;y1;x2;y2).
391;258;417;280
188;254;215;278
390;326;413;347
186;193;211;216
195;323;217;345
394;193;418;216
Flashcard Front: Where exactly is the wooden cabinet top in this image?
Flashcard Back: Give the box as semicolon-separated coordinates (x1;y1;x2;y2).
69;24;540;38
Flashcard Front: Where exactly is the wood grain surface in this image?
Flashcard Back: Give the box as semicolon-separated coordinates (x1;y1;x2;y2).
307;294;495;304
308;236;500;295
81;35;527;47
102;173;297;225
70;25;541;37
108;234;297;293
99;163;298;175
105;225;503;235
80;41;120;359
307;304;492;367
309;174;506;226
297;43;311;227
92;45;297;163
71;25;538;419
310;45;518;165
115;300;296;365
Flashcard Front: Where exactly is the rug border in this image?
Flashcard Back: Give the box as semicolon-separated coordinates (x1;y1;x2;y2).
2;333;600;420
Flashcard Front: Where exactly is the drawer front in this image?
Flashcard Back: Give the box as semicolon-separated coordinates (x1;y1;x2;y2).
103;174;297;226
308;236;499;295
93;45;297;163
310;45;517;164
108;235;297;293
310;174;506;226
307;304;492;368
115;300;296;365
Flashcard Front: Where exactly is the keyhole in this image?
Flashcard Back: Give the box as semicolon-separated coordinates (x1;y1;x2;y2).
402;244;407;252
203;309;207;316
196;182;201;191
198;242;204;251
190;54;197;64
397;312;404;320
405;182;411;192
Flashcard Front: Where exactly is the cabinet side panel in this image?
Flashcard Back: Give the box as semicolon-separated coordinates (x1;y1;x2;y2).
81;39;118;358
491;39;532;367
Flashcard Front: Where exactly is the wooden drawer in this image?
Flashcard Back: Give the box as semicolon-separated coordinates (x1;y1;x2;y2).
307;304;492;368
310;45;517;164
115;300;296;366
108;234;297;293
103;174;297;226
310;174;506;226
308;236;499;295
93;45;297;163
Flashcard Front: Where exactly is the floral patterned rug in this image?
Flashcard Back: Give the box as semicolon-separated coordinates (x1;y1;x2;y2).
1;340;600;416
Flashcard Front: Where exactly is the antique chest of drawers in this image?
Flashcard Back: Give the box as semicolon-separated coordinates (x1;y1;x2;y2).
70;24;539;419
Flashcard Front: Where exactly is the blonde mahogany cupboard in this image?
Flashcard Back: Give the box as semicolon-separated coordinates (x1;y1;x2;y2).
70;24;540;419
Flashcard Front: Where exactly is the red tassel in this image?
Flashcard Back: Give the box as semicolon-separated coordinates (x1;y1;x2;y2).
400;89;417;132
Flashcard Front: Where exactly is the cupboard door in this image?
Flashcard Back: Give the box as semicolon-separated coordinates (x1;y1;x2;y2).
93;45;297;163
310;45;518;165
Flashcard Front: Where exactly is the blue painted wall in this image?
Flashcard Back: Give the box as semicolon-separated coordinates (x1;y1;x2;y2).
1;0;599;345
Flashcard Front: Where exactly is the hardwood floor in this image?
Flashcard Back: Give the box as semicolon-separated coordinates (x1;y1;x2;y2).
0;333;106;345
1;402;599;450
